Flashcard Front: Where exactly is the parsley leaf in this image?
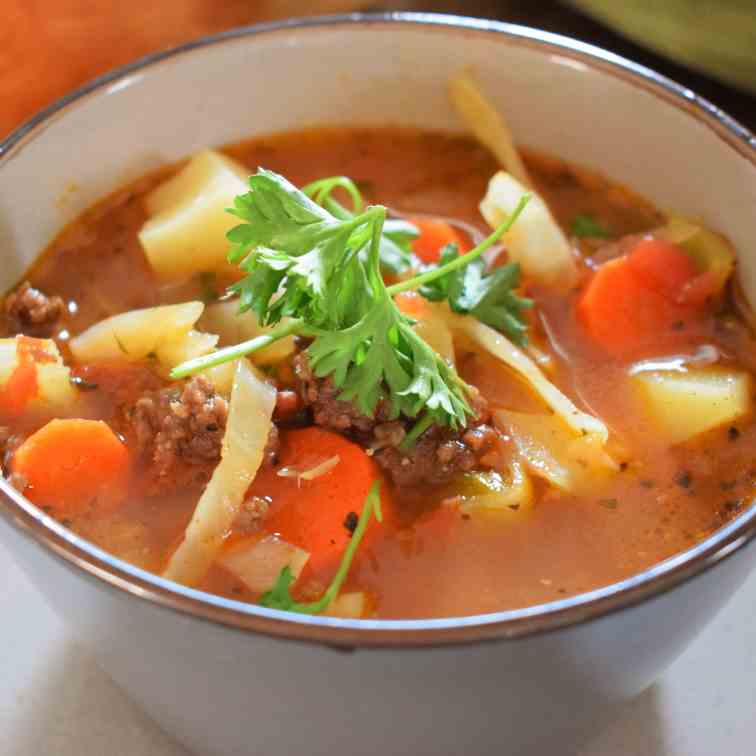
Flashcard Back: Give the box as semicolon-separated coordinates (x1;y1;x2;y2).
171;169;530;432
259;480;383;614
419;245;533;345
571;214;612;238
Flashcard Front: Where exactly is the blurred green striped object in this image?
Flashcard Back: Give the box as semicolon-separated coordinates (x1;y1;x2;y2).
566;0;756;94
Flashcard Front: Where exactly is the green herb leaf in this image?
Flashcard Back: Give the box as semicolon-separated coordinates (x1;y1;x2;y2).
418;246;533;345
571;214;612;239
259;480;383;615
171;170;530;432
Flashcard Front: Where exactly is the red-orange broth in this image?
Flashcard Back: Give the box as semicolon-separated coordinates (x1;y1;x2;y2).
3;127;755;619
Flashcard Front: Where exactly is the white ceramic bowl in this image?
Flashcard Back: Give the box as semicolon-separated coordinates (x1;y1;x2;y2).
1;14;755;756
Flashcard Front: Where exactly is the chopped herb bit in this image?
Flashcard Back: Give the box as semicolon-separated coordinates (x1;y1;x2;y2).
113;333;129;354
675;471;692;489
728;426;740;441
599;498;619;510
69;375;98;391
571;214;612;239
259;480;382;615
343;510;358;535
640;479;655;489
418;245;533;345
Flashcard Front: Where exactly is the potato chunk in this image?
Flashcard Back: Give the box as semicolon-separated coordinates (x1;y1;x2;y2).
69;301;204;363
633;368;750;444
138;150;250;280
0;337;76;415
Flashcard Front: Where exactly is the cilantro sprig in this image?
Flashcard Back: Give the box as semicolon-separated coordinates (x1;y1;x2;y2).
418;244;533;345
171;169;529;431
259;479;382;614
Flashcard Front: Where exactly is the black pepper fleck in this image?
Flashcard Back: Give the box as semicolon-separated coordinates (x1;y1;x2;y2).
676;471;692;489
728;426;740;442
343;511;358;535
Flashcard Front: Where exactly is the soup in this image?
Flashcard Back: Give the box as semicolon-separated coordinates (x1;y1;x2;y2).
2;106;754;619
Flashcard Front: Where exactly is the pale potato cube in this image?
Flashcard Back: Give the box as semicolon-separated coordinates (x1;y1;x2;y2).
154;329;218;372
0;337;76;413
69;301;204;363
633;368;750;444
323;592;368;619
480;171;577;288
139;150;250;280
200;300;295;366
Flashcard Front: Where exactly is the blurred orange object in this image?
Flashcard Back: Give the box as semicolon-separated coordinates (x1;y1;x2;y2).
0;1;370;137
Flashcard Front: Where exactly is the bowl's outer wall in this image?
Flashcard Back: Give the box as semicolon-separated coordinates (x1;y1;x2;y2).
2;496;755;755
1;18;756;755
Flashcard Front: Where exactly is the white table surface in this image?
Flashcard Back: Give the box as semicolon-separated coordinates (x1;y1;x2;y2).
2;540;755;756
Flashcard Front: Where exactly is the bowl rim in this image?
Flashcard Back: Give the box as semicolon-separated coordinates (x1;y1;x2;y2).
1;11;755;648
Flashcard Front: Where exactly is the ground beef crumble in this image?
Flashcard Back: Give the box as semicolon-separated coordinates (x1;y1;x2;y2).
4;281;65;337
293;351;501;487
129;375;280;488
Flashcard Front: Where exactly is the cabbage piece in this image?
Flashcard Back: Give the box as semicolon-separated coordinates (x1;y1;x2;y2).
163;360;276;586
448;69;532;188
139;149;250;280
199;300;296;366
218;535;309;594
451;315;608;442
0;337;77;414
69;301;204;363
632;368;750;445
494;410;617;492
480;171;577;288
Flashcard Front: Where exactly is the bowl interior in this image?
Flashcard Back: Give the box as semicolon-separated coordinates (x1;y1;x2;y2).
0;14;755;638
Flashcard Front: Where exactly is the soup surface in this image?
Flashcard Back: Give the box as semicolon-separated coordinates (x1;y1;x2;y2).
2;126;754;619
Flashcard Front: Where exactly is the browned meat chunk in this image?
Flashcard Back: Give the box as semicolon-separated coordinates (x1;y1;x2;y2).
4;281;64;337
374;422;500;487
131;375;228;481
293;351;500;487
129;375;279;489
293;351;379;434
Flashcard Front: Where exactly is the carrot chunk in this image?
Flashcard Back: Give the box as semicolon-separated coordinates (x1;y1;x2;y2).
248;427;394;576
578;239;708;359
11;418;130;516
410;218;469;264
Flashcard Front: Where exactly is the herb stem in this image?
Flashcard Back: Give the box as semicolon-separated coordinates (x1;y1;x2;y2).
400;413;434;450
304;479;381;614
386;193;531;296
169;318;304;379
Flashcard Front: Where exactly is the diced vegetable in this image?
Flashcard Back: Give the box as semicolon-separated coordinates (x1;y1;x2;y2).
632;368;750;444
199;300;296;366
656;215;736;304
395;293;456;365
323;592;368;619
578;241;704;358
450;315;608;442
139;149;250;280
11;419;129;516
154;330;218;372
454;462;534;515
163;360;276;586
0;336;76;418
69;301;204;363
480;171;577;287
494;410;617;492
448;69;532;188
218;535;309;594
409;217;469;264
250;427;393;576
